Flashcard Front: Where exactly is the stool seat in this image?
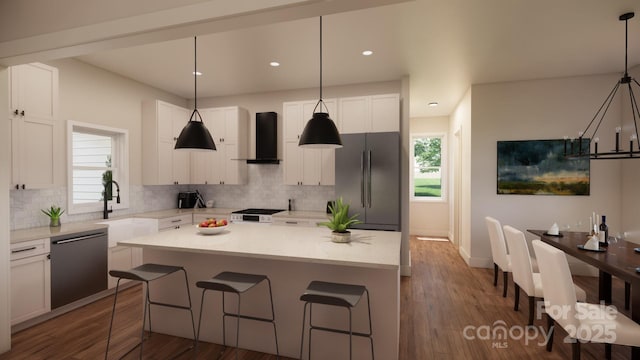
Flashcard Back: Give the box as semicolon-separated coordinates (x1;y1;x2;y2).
196;271;267;293
194;271;279;359
299;280;374;359
300;281;366;307
105;263;195;360
109;263;184;282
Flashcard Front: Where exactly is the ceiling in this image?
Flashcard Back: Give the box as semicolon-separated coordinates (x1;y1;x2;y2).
76;0;640;118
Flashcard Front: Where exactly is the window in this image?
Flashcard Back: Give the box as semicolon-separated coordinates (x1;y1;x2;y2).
411;133;446;201
67;121;129;214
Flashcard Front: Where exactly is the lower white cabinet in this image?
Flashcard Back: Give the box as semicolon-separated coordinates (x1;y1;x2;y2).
108;246;143;289
158;214;193;231
10;238;51;325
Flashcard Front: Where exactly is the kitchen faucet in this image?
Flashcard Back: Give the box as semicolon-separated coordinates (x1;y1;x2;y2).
103;180;121;219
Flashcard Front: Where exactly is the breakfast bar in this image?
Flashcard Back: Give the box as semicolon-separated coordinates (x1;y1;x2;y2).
118;223;401;359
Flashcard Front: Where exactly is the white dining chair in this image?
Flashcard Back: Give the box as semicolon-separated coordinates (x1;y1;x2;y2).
503;226;586;326
485;216;511;297
532;240;640;360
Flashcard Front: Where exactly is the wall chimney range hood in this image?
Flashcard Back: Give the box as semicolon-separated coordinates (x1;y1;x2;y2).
247;112;280;164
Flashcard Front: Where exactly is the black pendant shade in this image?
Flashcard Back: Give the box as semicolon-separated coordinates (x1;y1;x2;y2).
175;109;216;150
298;112;342;148
175;36;216;151
298;16;343;149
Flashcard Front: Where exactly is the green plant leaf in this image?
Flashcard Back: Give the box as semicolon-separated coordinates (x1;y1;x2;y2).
320;197;362;232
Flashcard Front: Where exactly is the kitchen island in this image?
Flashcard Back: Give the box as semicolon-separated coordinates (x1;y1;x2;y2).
118;222;401;359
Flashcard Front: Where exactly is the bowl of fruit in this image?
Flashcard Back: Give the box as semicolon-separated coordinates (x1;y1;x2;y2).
196;218;229;235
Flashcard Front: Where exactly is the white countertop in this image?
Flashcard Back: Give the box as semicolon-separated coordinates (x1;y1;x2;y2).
118;222;401;270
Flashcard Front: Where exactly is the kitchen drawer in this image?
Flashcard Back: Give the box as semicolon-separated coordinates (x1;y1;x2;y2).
272;218;325;227
10;238;50;261
158;214;193;231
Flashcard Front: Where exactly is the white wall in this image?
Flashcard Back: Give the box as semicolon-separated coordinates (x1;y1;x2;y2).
0;66;11;352
468;73;623;273
450;89;472;261
409;116;449;237
48;58;187;186
620;64;640;245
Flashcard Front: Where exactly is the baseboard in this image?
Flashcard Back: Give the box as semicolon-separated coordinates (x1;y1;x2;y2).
401;265;411;277
410;229;449;238
458;247;492;268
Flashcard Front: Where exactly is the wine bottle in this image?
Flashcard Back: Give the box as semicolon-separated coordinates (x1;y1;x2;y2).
599;215;609;246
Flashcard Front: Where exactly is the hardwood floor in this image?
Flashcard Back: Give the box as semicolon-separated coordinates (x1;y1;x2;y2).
0;237;633;359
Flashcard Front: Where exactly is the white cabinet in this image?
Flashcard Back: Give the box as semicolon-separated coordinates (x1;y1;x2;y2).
158;214;193;231
10;238;51;325
338;93;399;134
108;246;142;289
191;106;249;185
9;63;59;190
282;99;337;186
142;100;191;185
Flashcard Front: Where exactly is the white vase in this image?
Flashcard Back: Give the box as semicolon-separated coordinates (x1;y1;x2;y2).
331;231;351;243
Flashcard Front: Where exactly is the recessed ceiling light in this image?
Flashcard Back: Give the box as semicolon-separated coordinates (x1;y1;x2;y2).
270;61;280;67
362;50;373;56
192;71;202;76
428;102;439;107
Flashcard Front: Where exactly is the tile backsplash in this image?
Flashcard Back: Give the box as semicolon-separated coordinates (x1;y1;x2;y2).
10;165;334;230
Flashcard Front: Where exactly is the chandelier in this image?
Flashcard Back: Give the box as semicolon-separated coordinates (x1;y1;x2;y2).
565;12;640;159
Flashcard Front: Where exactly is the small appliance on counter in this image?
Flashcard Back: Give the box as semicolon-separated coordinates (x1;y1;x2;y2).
178;191;206;209
230;209;285;223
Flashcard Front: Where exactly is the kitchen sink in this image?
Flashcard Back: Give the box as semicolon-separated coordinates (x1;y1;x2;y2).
97;217;158;247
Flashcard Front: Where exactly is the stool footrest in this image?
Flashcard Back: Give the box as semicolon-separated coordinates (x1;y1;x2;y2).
310;324;372;338
222;311;275;324
148;300;192;311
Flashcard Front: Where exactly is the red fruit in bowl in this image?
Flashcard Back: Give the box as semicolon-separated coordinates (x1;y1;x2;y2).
199;221;208;227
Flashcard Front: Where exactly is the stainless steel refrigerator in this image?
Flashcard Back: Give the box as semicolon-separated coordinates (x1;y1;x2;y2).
335;132;400;231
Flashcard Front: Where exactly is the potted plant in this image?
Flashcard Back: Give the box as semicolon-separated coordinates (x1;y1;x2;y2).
319;197;362;243
42;205;64;227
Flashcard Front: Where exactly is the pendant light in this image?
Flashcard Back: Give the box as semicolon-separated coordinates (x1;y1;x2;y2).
299;16;343;148
175;36;216;151
564;12;640;159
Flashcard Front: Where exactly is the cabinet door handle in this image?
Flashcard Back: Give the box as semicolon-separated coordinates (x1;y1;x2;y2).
285;221;298;225
173;137;178;141
15;184;19;190
13;109;18;115
21;184;25;190
171;219;182;223
11;246;37;254
20;110;24;116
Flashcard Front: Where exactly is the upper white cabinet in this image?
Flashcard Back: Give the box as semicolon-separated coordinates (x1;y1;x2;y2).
9;63;59;190
338;93;399;134
283;99;337;186
142;100;191;185
191;106;248;185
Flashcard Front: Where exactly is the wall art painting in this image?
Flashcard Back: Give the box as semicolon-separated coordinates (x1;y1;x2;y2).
497;139;589;195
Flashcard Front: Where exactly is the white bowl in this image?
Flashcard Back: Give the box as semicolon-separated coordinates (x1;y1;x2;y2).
196;224;229;235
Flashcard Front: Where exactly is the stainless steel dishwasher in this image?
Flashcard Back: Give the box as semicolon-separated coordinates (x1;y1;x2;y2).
50;228;108;309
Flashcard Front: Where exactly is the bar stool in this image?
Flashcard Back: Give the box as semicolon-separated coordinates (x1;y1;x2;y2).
299;280;374;360
195;271;279;359
105;263;196;360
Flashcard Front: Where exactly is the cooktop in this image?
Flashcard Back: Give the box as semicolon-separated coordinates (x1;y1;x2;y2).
231;208;285;215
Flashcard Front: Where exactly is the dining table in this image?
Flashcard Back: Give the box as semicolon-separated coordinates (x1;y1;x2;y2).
529;230;640;359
